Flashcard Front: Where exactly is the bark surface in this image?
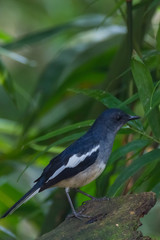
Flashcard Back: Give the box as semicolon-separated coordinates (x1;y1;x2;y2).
38;192;156;240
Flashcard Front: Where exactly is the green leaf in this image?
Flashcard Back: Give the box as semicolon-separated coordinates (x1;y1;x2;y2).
29;120;93;144
0;30;13;42
0;118;21;135
145;81;160;117
109;139;150;164
2;23;71;50
0;47;36;66
35;96;92;131
71;88;123;107
152;182;160;197
156;23;160;51
0;226;16;240
0;60;16;105
22;25;126;132
2;14;113;50
108;149;160;196
131;51;160;139
108;0;125;17
37;26;125;111
131;161;160;193
71;88;142;130
30;144;64;154
156;23;160;79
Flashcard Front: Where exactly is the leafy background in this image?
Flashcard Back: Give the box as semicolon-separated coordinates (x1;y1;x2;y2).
0;0;160;239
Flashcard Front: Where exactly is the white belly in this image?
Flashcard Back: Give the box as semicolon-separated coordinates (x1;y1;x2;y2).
55;161;106;188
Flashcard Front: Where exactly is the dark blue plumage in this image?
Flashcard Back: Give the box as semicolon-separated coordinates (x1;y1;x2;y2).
40;150;99;191
1;108;139;219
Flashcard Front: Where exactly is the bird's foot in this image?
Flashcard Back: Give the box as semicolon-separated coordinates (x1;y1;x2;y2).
67;208;91;220
76;189;110;201
67;212;91;220
82;196;110;205
93;196;110;201
75;212;92;220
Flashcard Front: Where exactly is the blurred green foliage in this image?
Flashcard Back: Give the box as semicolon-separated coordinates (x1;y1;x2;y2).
0;0;160;239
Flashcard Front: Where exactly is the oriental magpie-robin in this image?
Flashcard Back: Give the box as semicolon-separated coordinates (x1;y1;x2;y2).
1;108;139;219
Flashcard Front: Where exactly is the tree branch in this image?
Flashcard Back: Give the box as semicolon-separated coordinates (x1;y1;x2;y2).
38;192;156;240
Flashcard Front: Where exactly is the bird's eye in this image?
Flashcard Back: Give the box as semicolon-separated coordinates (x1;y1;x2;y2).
116;114;121;121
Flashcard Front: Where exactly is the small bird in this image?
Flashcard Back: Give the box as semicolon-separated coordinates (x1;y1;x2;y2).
1;108;139;219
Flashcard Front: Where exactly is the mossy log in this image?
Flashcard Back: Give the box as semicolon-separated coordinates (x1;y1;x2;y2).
38;192;156;240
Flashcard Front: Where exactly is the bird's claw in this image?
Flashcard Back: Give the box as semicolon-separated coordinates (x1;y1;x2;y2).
67;209;91;220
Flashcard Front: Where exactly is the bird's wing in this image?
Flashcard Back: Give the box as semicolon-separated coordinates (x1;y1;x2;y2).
39;144;99;191
35;134;100;191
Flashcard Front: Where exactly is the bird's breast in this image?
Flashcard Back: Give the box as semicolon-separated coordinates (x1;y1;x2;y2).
55;160;106;188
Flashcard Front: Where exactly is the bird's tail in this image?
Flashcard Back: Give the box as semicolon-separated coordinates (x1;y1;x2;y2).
1;182;41;219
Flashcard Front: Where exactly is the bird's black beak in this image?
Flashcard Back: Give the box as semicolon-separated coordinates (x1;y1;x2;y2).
128;115;140;121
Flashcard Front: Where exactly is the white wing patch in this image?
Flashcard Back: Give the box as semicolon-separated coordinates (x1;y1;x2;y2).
67;145;99;168
46;145;99;182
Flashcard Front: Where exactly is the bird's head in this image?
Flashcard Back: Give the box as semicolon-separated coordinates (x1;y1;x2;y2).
93;108;140;134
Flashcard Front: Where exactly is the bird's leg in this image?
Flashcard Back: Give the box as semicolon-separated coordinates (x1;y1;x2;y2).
65;187;91;219
76;188;110;201
76;189;96;199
